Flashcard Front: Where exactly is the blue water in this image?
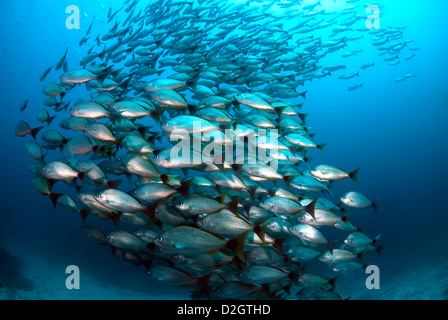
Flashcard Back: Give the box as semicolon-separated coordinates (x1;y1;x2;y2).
1;0;447;300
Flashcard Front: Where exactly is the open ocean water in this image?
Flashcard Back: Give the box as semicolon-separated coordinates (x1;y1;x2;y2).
0;0;447;300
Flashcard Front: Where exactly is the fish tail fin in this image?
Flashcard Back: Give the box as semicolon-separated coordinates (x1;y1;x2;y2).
196;273;212;297
49;193;63;208
317;143;327;152
219;120;238;131
60;91;68;101
110;212;121;227
150;107;166;125
274;105;287;117
303;155;312;165
144;201;160;223
30;126;44;140
230;163;243;180
47;115;57;126
160;173;178;185
226;195;242;216
273;237;288;251
91;145;101;155
96;73;108;88
340;212;352;222
79;209;91;223
225;230;250;262
323;183;334;198
106;179;121;189
305;197;318;219
349;167;360;183
187;104;197;115
300;90;308;99
107;111;119;125
186;77;199;88
77;171;85;183
114;136;124;151
242;204;252;218
371;200;378;213
142;259;153;270
176;180;191;199
119;76;133;93
281;282;293;296
376;243;385;255
327;240;335;255
246;186;257;200
281;174;293;191
260;284;274;298
231;100;241;111
280;252;292;266
328;276;338;291
253;219;270;243
298;112;309;124
288;270;299;284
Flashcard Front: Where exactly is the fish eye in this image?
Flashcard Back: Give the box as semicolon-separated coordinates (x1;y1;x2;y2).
157;236;163;242
291;226;296;231
236;272;243;278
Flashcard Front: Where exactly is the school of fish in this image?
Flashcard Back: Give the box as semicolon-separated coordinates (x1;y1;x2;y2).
16;0;417;300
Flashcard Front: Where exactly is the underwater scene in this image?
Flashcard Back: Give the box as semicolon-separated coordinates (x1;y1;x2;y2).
1;0;447;300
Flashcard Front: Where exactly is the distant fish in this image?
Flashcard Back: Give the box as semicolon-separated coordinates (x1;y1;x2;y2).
348;83;363;91
15;120;43;140
338;72;360;80
86;21;94;35
37;109;57;125
341;191;378;212
311;165;360;183
40;65;53;82
55;48;68;71
361;62;375;69
19;99;29;112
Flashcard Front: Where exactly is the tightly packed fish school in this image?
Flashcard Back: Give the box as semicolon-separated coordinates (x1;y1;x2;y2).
17;0;415;300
